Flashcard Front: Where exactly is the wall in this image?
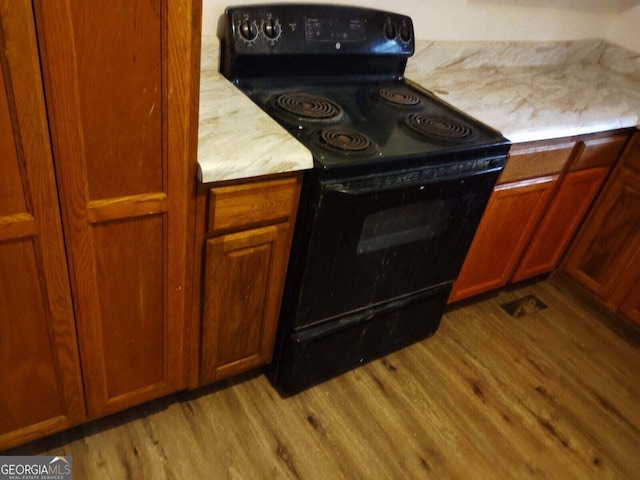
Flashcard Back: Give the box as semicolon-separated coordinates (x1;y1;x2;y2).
202;0;640;52
606;4;640;52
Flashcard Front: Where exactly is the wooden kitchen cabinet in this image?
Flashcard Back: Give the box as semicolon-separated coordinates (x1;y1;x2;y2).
449;130;631;304
562;131;640;323
32;0;200;418
448;138;573;302
0;0;85;450
196;175;302;386
512;131;630;281
448;175;559;302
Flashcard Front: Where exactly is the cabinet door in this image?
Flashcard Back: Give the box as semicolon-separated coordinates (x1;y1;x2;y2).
0;0;85;449
32;0;199;417
200;224;290;384
449;176;558;303
512;167;609;282
563;153;640;304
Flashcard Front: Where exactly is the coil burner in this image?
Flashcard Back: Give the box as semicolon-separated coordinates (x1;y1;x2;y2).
378;87;421;106
270;93;343;122
405;113;477;142
316;127;375;153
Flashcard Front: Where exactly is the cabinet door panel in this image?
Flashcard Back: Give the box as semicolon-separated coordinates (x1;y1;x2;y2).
563;170;640;300
33;0;198;417
70;0;163;200
513;167;609;282
0;241;67;430
0;0;85;450
89;215;167;403
449;176;558;303
200;224;289;383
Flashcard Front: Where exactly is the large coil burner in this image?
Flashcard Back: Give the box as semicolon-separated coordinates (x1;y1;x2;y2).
270;93;343;122
378;87;421;107
316;127;374;153
405;113;477;142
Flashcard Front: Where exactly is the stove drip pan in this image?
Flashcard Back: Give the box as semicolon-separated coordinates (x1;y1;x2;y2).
269;92;343;122
313;127;382;158
405;113;477;142
378;87;421;106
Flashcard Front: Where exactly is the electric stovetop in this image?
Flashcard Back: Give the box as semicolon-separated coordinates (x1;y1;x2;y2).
237;77;509;171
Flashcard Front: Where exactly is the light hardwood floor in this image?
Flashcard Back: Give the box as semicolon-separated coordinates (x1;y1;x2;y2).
7;278;640;479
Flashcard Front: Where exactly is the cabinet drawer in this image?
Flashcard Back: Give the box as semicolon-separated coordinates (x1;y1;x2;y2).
208;176;300;234
570;131;630;171
499;139;574;184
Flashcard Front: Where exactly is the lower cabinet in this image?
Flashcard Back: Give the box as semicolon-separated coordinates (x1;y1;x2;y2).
196;174;302;385
562;130;640;324
512;166;610;281
449;129;632;304
448;176;558;302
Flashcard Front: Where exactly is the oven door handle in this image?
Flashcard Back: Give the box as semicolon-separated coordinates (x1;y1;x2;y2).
324;163;504;196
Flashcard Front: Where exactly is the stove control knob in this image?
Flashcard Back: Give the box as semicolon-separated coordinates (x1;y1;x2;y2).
384;19;398;40
239;19;259;42
263;18;281;40
400;20;412;42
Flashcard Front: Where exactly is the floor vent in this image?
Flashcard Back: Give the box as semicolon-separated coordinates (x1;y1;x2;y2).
501;295;547;318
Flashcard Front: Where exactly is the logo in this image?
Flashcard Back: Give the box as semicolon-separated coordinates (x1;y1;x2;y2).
0;456;72;480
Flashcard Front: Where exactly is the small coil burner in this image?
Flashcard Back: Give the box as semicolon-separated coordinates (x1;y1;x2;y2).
378;87;421;106
405;113;477;142
316;127;374;153
271;93;343;122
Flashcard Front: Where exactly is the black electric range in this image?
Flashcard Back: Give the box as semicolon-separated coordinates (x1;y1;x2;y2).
218;4;510;394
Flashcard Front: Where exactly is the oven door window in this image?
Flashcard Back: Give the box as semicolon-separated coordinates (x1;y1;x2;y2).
292;170;500;329
357;201;449;254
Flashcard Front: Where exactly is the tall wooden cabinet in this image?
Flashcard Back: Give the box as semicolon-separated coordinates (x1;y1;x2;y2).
1;0;200;450
0;0;85;449
32;0;200;418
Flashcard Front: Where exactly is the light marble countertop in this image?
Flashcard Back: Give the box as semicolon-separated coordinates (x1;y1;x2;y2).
197;36;640;183
405;40;640;143
197;37;312;184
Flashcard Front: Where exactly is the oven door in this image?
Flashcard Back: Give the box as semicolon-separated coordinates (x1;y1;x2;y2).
288;159;504;329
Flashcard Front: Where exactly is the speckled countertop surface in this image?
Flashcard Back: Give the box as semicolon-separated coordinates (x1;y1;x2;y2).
405;39;640;143
197;37;312;183
197;37;640;183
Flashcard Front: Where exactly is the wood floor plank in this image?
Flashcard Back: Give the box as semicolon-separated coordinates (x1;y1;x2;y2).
5;278;640;479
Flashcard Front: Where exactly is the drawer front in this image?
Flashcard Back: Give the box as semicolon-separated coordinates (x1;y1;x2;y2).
570;131;631;171
207;175;300;234
499;140;575;184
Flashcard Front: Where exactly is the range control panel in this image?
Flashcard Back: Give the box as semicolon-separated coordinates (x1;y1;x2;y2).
221;4;414;56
